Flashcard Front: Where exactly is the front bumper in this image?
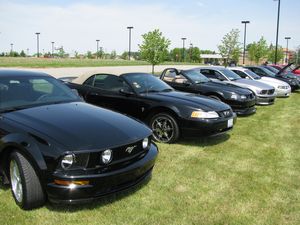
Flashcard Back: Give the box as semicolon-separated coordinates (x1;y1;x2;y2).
275;88;291;97
227;99;256;116
256;95;276;105
179;113;237;137
46;144;158;204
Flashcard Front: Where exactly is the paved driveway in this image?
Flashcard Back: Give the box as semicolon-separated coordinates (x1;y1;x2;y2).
0;65;199;78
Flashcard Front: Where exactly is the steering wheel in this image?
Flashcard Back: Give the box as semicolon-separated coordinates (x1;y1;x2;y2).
36;94;52;101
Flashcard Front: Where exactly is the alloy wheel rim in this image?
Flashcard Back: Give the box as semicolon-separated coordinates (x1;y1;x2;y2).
10;160;23;203
152;116;174;143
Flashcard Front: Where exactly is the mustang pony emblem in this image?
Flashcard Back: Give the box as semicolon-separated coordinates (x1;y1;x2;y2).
125;145;137;154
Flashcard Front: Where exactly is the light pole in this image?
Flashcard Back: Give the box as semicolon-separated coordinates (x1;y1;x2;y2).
51;41;55;58
96;39;100;59
284;37;291;64
26;48;29;56
190;43;193;62
127;26;134;60
181;37;187;62
35;32;40;57
10;43;13;53
241;21;250;65
274;0;281;65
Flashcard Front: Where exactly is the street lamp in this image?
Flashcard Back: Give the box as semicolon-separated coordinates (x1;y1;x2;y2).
51;42;55;58
35;32;40;57
96;39;100;59
241;21;250;65
181;38;187;62
190;43;193;62
284;37;291;64
274;0;281;65
10;43;13;53
127;26;134;60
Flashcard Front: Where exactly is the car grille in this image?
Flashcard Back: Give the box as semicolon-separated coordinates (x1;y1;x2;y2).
219;109;233;118
248;93;255;99
261;89;275;95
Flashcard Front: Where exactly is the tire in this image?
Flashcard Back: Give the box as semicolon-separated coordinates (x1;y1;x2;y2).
9;151;45;210
149;112;180;143
209;95;221;101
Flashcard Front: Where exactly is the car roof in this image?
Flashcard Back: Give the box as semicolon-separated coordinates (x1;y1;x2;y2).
0;70;50;78
228;67;247;71
193;66;225;70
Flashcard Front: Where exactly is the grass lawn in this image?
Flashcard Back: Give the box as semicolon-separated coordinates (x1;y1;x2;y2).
0;93;299;225
0;57;201;68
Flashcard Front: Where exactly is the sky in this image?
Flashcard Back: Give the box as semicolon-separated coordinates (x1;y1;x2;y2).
0;0;299;55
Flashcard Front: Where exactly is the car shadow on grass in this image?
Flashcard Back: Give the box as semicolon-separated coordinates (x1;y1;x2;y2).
45;175;151;212
178;133;230;147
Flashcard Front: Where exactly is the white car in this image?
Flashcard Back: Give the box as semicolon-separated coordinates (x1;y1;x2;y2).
229;67;291;97
197;66;276;105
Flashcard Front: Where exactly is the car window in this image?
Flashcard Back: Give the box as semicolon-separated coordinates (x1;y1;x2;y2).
184;70;210;83
31;79;54;94
200;69;217;79
84;76;95;86
233;70;247;78
162;69;177;82
94;74;131;93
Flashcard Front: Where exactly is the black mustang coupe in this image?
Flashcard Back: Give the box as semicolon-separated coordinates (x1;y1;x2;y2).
0;70;158;210
67;72;237;143
160;68;256;115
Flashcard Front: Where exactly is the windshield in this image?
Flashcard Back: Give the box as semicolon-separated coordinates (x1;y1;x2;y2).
264;66;279;73
244;69;261;80
260;67;276;77
124;73;173;94
184;70;210;83
220;69;241;81
0;76;80;112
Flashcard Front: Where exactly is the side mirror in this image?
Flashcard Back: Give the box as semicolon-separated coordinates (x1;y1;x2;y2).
119;88;134;96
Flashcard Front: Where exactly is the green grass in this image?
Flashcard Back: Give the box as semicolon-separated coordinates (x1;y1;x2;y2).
0;57;201;68
0;93;300;225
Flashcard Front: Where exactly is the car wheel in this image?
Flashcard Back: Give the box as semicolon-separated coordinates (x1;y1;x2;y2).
9;151;45;210
149;113;179;143
209;95;221;101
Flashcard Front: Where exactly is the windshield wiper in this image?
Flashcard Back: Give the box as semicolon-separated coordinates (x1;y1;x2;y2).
0;106;29;113
161;88;173;92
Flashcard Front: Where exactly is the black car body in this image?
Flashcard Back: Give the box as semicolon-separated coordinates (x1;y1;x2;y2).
0;70;158;210
67;72;237;143
245;66;300;91
160;68;256;115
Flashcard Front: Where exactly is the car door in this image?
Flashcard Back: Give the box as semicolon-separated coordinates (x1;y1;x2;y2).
84;74;143;119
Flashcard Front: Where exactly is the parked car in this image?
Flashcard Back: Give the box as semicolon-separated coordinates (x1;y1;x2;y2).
0;70;158;210
160;68;256;115
275;63;300;81
245;66;300;91
229;67;291;97
67;72;237;143
195;67;276;105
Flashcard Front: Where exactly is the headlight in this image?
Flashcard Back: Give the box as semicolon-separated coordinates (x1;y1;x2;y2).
278;85;288;89
61;154;75;170
101;149;113;164
142;137;149;149
191;111;219;119
240;95;247;100
230;94;238;100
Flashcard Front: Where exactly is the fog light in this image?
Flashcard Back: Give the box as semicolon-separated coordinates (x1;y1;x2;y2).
61;154;75;170
54;180;89;186
101;149;112;164
142;137;149;149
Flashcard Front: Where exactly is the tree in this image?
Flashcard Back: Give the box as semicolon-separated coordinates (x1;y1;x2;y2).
139;29;171;73
86;51;93;59
20;50;26;57
218;29;241;66
169;48;182;62
248;37;269;64
189;47;201;62
267;44;284;64
110;50;117;59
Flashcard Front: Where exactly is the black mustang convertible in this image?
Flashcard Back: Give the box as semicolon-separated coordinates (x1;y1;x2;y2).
67;72;237;143
160;68;256;115
0;70;158;210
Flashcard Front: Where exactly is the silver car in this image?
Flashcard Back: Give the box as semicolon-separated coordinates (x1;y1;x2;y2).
228;67;291;97
196;66;276;105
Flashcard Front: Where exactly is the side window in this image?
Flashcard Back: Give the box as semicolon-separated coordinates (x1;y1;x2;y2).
101;75;131;93
31;79;53;94
162;69;177;82
252;68;263;76
173;74;188;84
233;70;246;78
83;75;95;86
200;69;216;79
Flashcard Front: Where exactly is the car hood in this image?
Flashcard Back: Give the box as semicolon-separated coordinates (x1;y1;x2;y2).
143;91;230;112
197;81;252;95
261;77;289;86
4;102;151;150
233;79;274;90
